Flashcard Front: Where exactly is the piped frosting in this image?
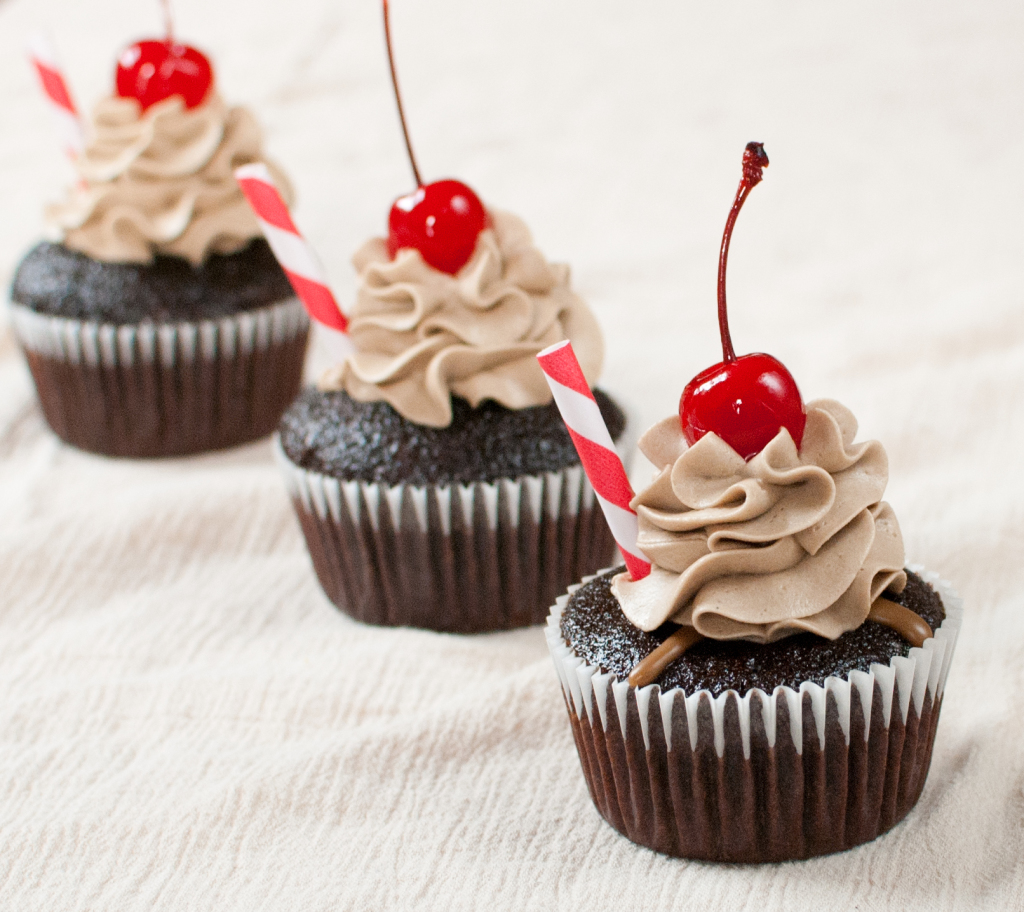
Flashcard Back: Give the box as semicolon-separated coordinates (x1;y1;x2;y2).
48;93;292;265
612;399;906;643
319;209;604;428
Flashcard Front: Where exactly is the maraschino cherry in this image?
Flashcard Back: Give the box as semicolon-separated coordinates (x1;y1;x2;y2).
679;143;806;461
115;0;213;112
382;0;487;275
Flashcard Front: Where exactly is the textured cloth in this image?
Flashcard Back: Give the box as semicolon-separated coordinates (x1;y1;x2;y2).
1;0;1022;909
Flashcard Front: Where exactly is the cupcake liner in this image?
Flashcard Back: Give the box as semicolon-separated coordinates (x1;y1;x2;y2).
275;436;621;632
9;298;309;458
545;565;962;862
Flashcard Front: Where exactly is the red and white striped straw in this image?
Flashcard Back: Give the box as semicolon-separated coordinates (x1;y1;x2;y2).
28;33;84;161
234;163;349;334
537;340;651;581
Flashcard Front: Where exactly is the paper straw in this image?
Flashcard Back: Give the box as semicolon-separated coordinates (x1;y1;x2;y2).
537;340;651;581
28;32;84;161
234;163;350;334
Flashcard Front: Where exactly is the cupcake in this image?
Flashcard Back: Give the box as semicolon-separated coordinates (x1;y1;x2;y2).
278;208;624;632
9;37;308;458
544;144;961;861
275;2;625;632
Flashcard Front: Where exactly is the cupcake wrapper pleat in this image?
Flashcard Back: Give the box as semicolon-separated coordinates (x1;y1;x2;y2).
9;299;309;458
276;436;621;632
545;566;962;861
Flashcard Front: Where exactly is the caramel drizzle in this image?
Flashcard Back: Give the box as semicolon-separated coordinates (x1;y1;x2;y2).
867;596;933;648
628;627;703;689
626;596;933;690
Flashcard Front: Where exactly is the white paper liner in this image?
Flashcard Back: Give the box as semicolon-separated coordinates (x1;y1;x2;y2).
545;563;961;860
275;434;597;534
547;564;961;757
274;433;631;631
8;297;309;367
10;296;309;457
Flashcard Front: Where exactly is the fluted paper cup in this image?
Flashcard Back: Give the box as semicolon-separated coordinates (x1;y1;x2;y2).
9;298;309;458
545;565;962;862
275;436;621;632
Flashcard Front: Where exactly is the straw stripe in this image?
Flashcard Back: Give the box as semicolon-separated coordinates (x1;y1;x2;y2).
34;62;75;113
28;33;84;158
537;340;593;398
546;376;618;452
235;172;300;234
537;340;651;581
260;222;329;285
566;430;636;511
285;273;348;330
594;493;648;565
234;163;348;333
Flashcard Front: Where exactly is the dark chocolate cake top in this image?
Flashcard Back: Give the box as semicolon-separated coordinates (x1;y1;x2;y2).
10;239;293;324
279;386;626;487
560;568;945;697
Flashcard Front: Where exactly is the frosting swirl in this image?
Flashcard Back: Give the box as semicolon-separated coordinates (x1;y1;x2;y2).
612;399;906;642
48;93;292;265
318;210;604;427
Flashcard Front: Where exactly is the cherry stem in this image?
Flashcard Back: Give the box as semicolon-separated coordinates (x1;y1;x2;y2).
160;0;174;43
717;142;769;363
383;0;423;188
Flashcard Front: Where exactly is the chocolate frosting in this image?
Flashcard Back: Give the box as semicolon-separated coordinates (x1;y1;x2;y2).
48;93;292;265
611;399;906;642
318;210;604;428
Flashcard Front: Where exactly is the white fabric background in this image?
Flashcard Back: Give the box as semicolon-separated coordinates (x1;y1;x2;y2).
1;0;1022;908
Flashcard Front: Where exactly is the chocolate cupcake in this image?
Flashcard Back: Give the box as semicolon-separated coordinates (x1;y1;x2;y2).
277;209;625;632
545;402;962;861
543;145;961;861
9;41;308;458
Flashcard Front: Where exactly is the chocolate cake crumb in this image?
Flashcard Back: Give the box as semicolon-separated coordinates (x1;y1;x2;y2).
11;239;293;324
560;568;945;696
278;387;626;487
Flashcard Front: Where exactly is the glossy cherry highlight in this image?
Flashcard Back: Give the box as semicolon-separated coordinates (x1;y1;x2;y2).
679;142;806;460
382;0;486;275
115;40;213;111
681;353;805;461
388;180;487;275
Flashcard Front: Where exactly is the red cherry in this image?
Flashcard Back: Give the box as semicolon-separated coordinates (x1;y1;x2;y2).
679;142;806;460
680;353;806;459
115;40;213;112
387;180;488;274
381;1;487;275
